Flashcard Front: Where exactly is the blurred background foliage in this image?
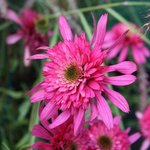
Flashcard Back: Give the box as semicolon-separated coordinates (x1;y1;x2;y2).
0;0;150;149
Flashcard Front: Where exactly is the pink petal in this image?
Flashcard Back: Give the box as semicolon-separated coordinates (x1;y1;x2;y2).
28;54;49;60
129;132;141;144
107;46;121;59
103;75;136;86
90;102;98;121
108;30;129;52
58;16;73;41
27;82;42;95
95;92;113;129
106;61;137;74
93;14;108;50
31;142;52;150
36;46;51;51
74;109;84;136
30;90;45;103
118;47;128;62
32;125;51;140
113;115;121;125
40;101;57;121
142;47;150;57
132;47;145;64
49;110;70;129
6;33;22;44
24;46;31;67
141;139;150;150
88;80;100;90
5;9;22;25
135;112;143;120
103;86;129;112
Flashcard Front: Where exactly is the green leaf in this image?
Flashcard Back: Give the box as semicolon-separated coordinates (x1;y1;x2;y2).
0;88;24;99
18;99;30;122
50;24;59;47
2;142;10;150
78;12;92;40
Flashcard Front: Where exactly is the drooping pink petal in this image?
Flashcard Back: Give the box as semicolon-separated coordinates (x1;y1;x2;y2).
27;82;42;95
59;16;73;41
24;46;31;67
88;80;100;90
30;90;45;102
113;115;121;125
106;61;137;74
40;101;56;121
103;86;129;112
132;47;144;64
95;92;113;129
141;139;150;150
74;109;84;135
90;102;98;121
135;112;143;119
31;142;52;150
27;54;49;60
103;75;136;86
93;14;108;50
129;132;141;144
118;47;128;62
32;125;51;140
6;33;22;44
108;30;129;51
107;46;121;59
5;9;23;25
36;46;51;51
142;47;150;57
49;110;71;129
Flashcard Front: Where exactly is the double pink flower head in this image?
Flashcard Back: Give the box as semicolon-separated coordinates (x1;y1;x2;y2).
104;23;150;64
29;14;137;136
31;113;140;150
5;9;51;66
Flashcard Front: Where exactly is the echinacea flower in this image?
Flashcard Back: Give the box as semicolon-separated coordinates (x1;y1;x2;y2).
104;23;150;64
29;14;137;135
136;105;150;150
5;9;51;66
31;116;91;150
88;116;140;150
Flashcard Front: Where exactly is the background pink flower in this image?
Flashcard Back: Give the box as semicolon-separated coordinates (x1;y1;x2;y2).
5;9;51;66
88;116;140;150
31;116;90;150
29;15;137;135
104;23;150;64
136;105;150;150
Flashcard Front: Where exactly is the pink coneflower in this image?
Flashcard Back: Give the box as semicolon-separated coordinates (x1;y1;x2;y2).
136;105;150;150
104;23;150;64
31;117;91;150
88;116;140;150
5;9;51;66
29;14;137;135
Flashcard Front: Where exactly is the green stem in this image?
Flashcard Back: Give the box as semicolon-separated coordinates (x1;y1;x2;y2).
28;103;39;145
78;12;92;40
46;1;150;19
